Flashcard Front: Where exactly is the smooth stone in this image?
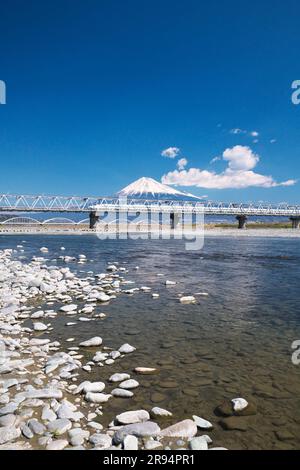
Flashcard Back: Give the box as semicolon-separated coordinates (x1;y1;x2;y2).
46;439;69;450
116;410;150;425
85;392;112;404
0;414;16;427
89;433;112;449
42;405;57;422
87;421;103;431
165;280;176;285
68;428;89;446
193;415;213;429
134;367;157;375
109;373;131;383
119;379;139;390
111;389;134;398
159;420;197;439
21;424;34;439
0;426;21;444
179;296;196;304
123;434;138;450
231;398;249;412
0;403;18;416
28;419;46;435
189;436;209;450
151;407;172;418
47;419;72;435
118;344;136;354
113;422;161;445
220;417;248;431
144;440;163;450
60;304;77;312
79;337;102;347
33;322;48;331
82;382;105;393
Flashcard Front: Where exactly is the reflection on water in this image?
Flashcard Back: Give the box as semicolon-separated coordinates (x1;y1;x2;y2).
1;234;300;450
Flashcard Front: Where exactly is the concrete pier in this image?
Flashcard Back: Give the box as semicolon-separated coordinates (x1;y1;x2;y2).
290;217;300;229
236;215;248;229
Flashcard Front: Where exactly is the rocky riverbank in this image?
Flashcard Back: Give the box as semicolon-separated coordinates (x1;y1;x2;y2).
0;245;260;450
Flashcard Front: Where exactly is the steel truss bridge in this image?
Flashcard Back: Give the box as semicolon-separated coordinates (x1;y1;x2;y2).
0;193;300;228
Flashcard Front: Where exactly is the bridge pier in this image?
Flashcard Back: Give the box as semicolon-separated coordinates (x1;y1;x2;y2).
236;215;248;229
89;211;99;229
170;212;182;229
290;217;300;229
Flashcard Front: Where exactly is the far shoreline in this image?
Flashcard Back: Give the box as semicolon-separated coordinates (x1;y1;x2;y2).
0;225;300;238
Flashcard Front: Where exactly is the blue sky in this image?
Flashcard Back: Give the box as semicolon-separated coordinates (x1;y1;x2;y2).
0;0;300;202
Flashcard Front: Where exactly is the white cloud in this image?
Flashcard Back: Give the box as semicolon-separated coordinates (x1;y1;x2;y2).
223;145;259;170
230;128;246;135
161;147;180;158
250;131;259;137
162;145;297;189
270;139;277;144
177;158;188;170
210;155;221;164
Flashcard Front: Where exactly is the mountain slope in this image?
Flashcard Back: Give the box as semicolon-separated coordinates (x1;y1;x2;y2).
117;177;201;201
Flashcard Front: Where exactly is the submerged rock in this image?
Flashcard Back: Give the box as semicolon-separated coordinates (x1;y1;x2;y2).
113;422;161;444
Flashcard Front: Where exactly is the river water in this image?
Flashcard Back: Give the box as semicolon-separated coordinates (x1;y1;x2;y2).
1;234;300;450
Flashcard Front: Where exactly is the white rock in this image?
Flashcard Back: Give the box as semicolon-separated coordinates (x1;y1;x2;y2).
159;419;197;438
116;410;150;425
151;407;172;417
165;280;176;286
46;439;68;450
85;392;112;404
60;304;77;313
189;436;208;450
79;337;102;347
193;415;213;429
118;343;136;354
111;389;134;398
33;322;48;331
231;398;248;411
82;382;105;393
179;296;196;304
123;434;138;450
109;373;131;383
119;379;139;390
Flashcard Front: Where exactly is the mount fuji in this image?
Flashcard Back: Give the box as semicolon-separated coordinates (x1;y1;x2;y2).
117;177;202;201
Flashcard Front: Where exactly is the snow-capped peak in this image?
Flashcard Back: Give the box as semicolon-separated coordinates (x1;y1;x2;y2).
117;177;200;200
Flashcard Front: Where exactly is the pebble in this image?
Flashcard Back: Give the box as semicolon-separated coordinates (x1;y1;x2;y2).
189;436;209;450
111;388;134;398
113;422;161;444
47;419;72;435
28;419;46;435
46;439;69;450
179;296;196;304
85;392;112;404
80;336;103;347
109;373;131;382
123;434;138;450
116;410;150;425
60;304;77;313
119;379;139;390
231;398;248;412
33;322;48;331
193;415;213;429
118;343;136;354
89;433;112;449
151;407;172;418
159;419;197;439
134;367;157;375
0;426;21;445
